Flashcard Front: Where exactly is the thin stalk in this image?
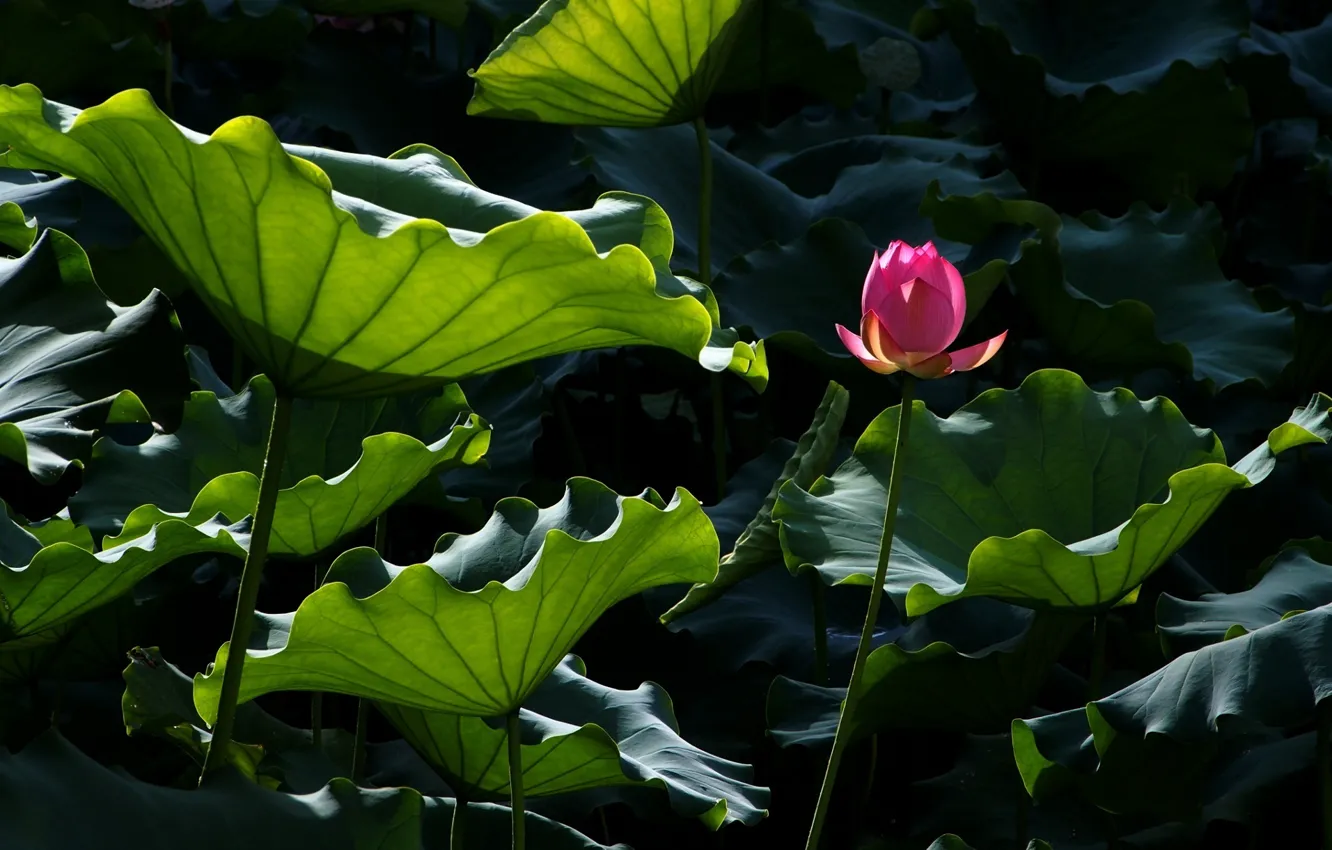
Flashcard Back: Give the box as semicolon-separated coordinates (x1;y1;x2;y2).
451;794;468;849
507;711;526;850
552;390;587;476
312;559;325;748
351;698;370;782
1320;700;1332;850
200;394;294;781
693;115;727;502
808;571;829;686
349;512;390;781
804;375;917;850
1089;614;1108;700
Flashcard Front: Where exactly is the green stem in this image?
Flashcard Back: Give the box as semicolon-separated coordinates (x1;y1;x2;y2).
311;692;323;750
693;115;727;503
507;711;526;850
861;734;878;806
552;390;587;476
1320;701;1332;850
1089;614;1108;700
808;571;828;686
451;795;468;849
804;375;917;850
349;512;389;781
351;698;370;782
200;394;294;782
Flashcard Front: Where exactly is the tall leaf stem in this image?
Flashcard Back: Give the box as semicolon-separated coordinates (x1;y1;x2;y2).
1089;614;1108;700
349;512;389;781
200;393;294;781
693;115;727;502
507;710;526;850
804;375;917;850
808;571;828;686
451;793;468;849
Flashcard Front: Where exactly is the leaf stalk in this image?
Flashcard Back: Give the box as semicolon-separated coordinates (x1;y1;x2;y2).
507;710;526;850
200;392;294;781
804;374;917;849
693;114;727;502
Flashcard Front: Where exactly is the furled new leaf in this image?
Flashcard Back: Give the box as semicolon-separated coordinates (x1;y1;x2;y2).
776;369;1332;616
0;85;758;398
71;373;490;557
379;655;768;828
194;479;718;720
467;0;755;126
663;380;848;621
0;229;187;490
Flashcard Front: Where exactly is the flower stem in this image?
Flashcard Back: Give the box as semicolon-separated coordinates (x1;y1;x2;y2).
808;571;828;686
507;710;526;850
200;393;294;782
804;374;916;850
693;114;727;503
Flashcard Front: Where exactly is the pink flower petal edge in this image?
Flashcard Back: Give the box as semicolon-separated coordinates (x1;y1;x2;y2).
836;323;899;374
945;331;1008;373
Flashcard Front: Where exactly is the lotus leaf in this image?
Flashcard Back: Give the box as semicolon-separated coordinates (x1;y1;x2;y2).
767;602;1081;744
0;511;248;648
1157;543;1332;656
0;729;618;850
0;229;187;491
467;0;754;126
0;84;759;398
663;380;848;621
193;478;718;720
1013;602;1332;816
379;655;769;828
70;372;490;557
775;369;1332;616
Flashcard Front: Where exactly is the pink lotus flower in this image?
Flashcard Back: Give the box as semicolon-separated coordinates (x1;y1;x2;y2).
836;240;1007;379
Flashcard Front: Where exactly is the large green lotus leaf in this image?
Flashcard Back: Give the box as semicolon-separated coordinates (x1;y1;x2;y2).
663;381;848;621
379;655;768;828
775;369;1332;616
0;730;619;850
927;192;1296;389
0;509;248;648
767;602;1082;744
1013;602;1332;816
0;85;750;399
931;0;1251;206
578;122;1022;277
193;478;718;720
466;0;755;126
0;229;188;490
1157;544;1332;657
282;141;767;391
69;372;490;557
1244;18;1332;114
